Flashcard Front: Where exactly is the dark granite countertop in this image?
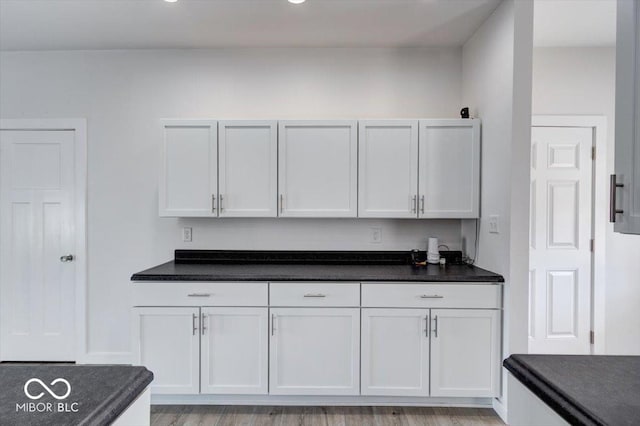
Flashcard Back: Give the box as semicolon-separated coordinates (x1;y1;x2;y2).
131;250;504;282
504;354;640;426
0;364;153;426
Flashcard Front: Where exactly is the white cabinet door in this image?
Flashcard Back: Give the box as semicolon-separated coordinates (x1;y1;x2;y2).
358;121;419;218
218;121;277;217
418;119;480;218
361;309;429;396
131;307;200;395
278;121;358;217
614;0;640;233
200;307;268;395
430;309;500;397
269;308;360;395
159;120;218;217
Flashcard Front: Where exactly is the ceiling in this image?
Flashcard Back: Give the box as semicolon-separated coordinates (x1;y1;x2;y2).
534;0;616;47
0;0;502;51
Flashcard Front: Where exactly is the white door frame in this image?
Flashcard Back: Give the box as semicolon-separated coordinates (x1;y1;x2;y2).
531;115;606;354
0;118;87;362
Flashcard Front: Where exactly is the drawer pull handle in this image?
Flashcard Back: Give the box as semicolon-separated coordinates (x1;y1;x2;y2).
303;293;326;298
192;313;198;335
188;293;212;297
419;295;444;299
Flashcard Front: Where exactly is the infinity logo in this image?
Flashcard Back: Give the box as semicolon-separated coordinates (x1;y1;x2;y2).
24;378;71;400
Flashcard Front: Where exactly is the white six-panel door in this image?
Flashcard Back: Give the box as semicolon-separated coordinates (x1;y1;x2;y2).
529;126;593;354
218;121;277;217
361;308;429;396
131;307;200;394
159;120;218;217
358;121;419;218
269;308;360;395
278;121;358;217
0;130;76;361
200;307;268;394
418;119;480;218
430;309;500;397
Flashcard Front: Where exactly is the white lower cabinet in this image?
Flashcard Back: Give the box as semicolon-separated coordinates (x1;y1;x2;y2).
269;308;360;395
132;306;268;396
200;307;268;395
131;307;200;395
361;308;430;396
430;309;500;397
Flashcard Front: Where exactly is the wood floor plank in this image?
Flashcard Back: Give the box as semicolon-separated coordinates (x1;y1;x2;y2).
150;405;504;426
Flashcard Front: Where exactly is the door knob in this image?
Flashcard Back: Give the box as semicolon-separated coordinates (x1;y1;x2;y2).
60;254;74;262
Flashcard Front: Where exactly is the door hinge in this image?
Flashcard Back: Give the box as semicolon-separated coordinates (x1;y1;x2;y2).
590;239;594;252
590;330;595;344
591;146;596;160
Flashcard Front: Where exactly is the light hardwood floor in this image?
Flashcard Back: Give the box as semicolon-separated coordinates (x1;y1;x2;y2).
150;405;505;426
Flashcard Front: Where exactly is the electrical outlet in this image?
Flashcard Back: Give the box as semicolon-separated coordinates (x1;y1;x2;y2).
182;227;193;242
488;215;499;234
370;227;382;243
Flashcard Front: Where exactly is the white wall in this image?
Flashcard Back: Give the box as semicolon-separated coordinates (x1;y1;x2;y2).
0;48;464;358
532;47;640;354
461;0;533;418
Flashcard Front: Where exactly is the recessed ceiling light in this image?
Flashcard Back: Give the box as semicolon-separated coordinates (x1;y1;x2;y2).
164;0;178;3
288;0;306;4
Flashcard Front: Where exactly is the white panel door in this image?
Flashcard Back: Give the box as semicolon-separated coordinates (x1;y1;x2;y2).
418;119;480;218
0;130;76;361
278;121;358;217
159;120;218;217
613;0;640;234
430;309;500;398
530;126;593;354
358;121;419;218
200;307;268;395
361;309;429;396
269;308;360;395
131;307;200;395
218;121;277;217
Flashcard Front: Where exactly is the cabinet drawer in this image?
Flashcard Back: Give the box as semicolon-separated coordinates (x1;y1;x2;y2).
361;283;501;309
132;282;268;306
270;283;360;307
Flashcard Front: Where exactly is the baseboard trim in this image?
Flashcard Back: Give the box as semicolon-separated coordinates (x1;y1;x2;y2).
492;397;507;423
78;351;131;365
152;394;495;407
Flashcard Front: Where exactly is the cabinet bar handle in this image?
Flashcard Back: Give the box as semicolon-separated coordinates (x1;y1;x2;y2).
279;194;284;214
303;293;326;298
425;315;429;338
219;194;224;212
609;174;624;222
192;313;198;335
432;315;439;338
412;195;417;213
419;295;444;299
201;313;206;335
211;194;216;214
420;195;425;214
187;293;212;297
271;314;276;336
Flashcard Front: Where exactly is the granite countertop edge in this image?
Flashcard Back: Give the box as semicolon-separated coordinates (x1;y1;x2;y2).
130;274;504;282
82;367;153;426
503;355;602;426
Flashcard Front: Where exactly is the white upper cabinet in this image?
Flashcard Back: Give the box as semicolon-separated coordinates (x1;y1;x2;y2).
613;0;640;234
278;121;358;217
218;121;278;217
358;121;419;218
160;120;218;217
418;119;480;218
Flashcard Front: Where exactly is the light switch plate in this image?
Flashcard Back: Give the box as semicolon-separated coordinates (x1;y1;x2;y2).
488;215;499;234
182;227;193;242
370;227;382;243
